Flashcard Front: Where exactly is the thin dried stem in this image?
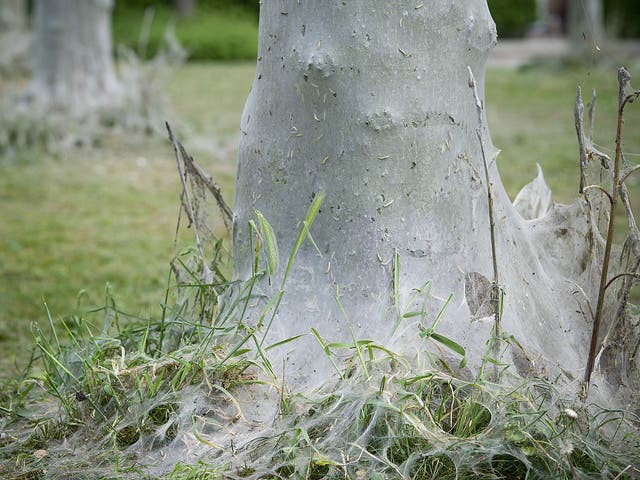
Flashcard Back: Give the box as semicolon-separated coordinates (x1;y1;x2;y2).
584;68;635;387
619;164;640;188
575;87;588;193
179;142;234;230
467;66;500;337
604;272;640;291
167;122;206;261
587;88;597;143
582;184;613;204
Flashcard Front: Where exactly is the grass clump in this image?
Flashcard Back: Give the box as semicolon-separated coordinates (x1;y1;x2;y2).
260;359;639;480
170;461;221;480
0;280;255;478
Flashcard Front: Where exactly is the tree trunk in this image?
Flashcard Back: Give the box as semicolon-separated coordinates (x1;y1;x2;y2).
30;0;120;119
0;0;29;73
232;0;635;406
567;0;604;54
173;0;196;18
0;0;26;31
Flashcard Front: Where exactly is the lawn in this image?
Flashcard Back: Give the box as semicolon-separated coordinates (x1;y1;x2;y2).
112;3;259;60
0;60;639;381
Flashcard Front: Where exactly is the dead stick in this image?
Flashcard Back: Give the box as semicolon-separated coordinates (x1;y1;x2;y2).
468;67;500;336
575;87;588;194
584;68;636;387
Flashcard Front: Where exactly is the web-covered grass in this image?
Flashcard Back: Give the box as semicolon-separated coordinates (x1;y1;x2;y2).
2;281;638;479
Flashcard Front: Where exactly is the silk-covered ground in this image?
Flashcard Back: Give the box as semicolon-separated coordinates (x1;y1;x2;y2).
0;60;639;381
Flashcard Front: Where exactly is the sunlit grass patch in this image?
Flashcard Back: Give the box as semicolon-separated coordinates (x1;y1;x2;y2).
113;4;258;61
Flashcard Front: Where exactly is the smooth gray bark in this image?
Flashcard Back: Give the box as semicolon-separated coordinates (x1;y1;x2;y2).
30;0;120;119
0;0;29;72
232;0;635;407
173;0;196;17
0;0;26;31
568;0;604;54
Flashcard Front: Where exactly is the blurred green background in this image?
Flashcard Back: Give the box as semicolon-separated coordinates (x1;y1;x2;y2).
112;0;640;60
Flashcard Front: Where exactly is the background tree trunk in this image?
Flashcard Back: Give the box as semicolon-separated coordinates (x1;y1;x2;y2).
568;0;604;54
232;0;634;407
0;0;29;73
0;0;26;31
30;0;120;119
173;0;196;18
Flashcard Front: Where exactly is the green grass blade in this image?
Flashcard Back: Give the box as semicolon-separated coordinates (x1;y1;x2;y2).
265;334;306;351
430;333;467;368
431;293;453;330
310;328;343;379
282;191;325;283
255;210;279;277
259;192;325;347
350;327;370;380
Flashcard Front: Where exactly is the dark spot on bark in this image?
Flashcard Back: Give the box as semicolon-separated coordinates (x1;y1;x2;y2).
510;345;535;377
465;272;495;321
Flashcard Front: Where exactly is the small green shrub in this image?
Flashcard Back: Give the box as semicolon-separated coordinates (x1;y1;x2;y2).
488;0;537;38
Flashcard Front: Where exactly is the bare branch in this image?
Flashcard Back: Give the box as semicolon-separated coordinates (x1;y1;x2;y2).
605;272;640;291
619;164;640;187
587;88;596;143
166;121;206;262
467;66;500;337
582;184;613;204
575;87;588;193
584;67;635;388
